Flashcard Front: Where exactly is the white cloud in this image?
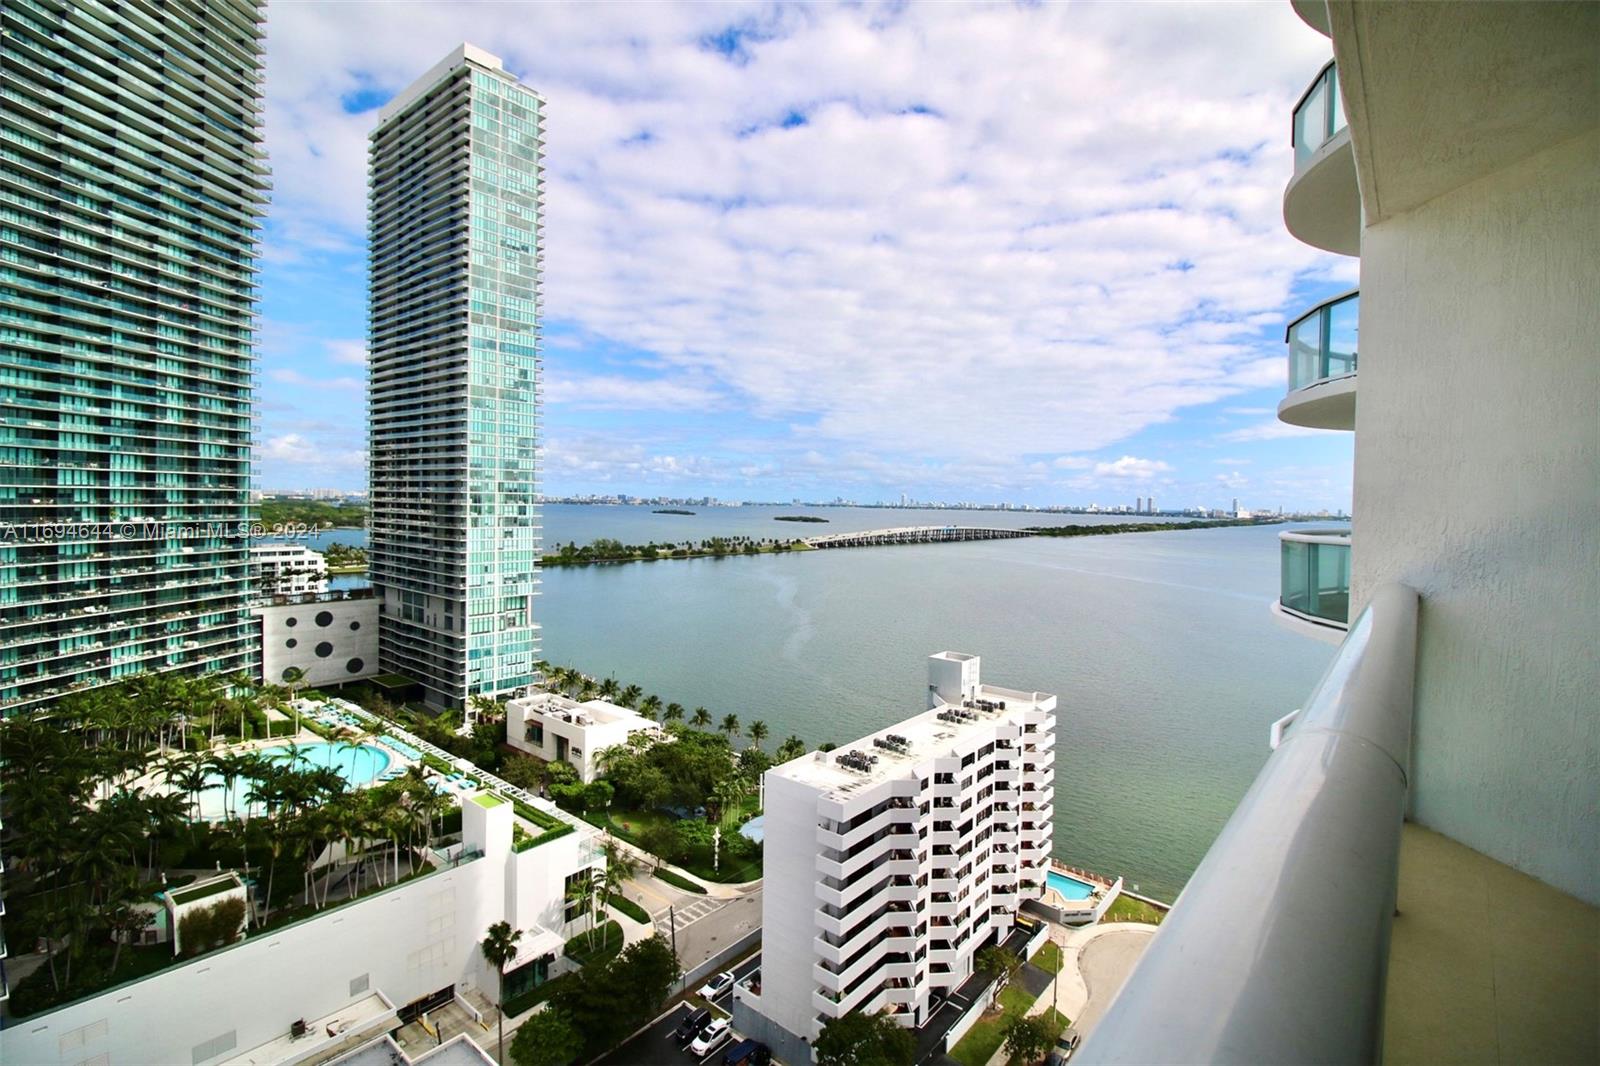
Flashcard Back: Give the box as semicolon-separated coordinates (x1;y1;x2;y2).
1093;455;1172;479
267;367;363;391
1219;420;1337;443
1215;470;1249;489
256;1;1348;489
544;373;724;411
324;339;369;367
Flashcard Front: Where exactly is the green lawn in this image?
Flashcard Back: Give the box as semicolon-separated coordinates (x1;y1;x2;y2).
950;974;1073;1066
589;808;763;884
1102;894;1168;925
1032;939;1064;974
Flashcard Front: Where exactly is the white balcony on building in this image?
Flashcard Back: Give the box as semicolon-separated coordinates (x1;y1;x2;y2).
1280;290;1358;430
1284;60;1359;257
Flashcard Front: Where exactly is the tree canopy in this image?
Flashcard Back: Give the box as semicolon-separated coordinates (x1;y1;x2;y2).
814;1010;917;1066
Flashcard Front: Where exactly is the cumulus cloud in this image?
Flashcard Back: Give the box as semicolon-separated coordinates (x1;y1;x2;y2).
544;373;724;411
1093;456;1172;480
255;1;1349;504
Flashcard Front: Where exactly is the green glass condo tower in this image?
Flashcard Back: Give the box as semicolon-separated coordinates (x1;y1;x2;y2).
0;0;268;715
368;45;542;709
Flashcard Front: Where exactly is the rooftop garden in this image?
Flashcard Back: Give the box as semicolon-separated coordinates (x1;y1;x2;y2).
0;672;457;1019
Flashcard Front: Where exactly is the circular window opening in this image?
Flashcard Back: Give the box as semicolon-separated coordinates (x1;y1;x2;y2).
347;658;365;674
349;620;361;631
285;617;298;627
285;638;298;649
280;667;298;682
315;642;334;658
315;611;334;627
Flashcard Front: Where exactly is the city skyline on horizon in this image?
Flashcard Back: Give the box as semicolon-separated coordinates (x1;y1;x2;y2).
255;1;1356;512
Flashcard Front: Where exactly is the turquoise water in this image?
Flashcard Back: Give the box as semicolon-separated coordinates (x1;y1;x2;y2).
194;741;391;819
1048;870;1096;901
277;506;1341;900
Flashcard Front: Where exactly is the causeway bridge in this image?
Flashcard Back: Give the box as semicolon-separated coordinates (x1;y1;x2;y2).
804;526;1037;549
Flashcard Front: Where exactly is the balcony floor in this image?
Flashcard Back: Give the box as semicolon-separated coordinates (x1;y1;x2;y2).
1386;824;1597;1064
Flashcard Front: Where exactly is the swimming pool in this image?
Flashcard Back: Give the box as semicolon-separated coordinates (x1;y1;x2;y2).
1047;870;1096;901
192;742;392;819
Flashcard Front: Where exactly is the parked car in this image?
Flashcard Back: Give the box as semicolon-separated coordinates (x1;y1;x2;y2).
722;1038;771;1066
673;1006;712;1047
698;971;736;999
1048;1027;1081;1065
688;1017;731;1056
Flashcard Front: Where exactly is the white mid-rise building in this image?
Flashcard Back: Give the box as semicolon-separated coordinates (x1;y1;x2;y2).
505;691;663;782
746;653;1056;1055
250;543;330;600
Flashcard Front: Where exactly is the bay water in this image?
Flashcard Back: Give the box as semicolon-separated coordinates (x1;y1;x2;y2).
299;505;1341;899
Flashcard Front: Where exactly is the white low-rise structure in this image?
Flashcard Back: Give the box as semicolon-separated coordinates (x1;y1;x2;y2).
744;652;1056;1056
0;783;601;1065
250;543;330;600
505;691;663;782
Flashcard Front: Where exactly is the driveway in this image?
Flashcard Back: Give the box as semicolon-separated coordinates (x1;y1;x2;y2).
1073;928;1155;1037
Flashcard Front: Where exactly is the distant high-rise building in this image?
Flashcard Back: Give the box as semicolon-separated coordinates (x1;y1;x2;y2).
0;0;269;714
367;45;543;709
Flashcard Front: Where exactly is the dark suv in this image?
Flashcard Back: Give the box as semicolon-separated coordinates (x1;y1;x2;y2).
673;1006;712;1046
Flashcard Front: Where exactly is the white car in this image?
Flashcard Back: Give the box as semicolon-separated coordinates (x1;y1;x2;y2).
697;971;735;999
688;1016;731;1056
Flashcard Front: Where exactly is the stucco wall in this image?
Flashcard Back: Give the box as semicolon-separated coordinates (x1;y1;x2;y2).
1351;128;1600;904
257;598;380;688
0;859;501;1066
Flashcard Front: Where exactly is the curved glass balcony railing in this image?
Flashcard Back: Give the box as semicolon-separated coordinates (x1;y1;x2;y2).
1287;291;1358;390
1293;61;1346;170
1280;290;1358;429
1279;530;1351;632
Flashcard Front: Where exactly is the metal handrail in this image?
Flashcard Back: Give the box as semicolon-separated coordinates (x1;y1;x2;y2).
1077;583;1418;1064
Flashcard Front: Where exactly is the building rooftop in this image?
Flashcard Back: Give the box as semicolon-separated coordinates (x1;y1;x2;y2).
509;691;662;731
769;683;1054;798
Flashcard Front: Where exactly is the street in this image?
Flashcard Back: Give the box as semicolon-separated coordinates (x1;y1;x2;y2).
596;953;762;1066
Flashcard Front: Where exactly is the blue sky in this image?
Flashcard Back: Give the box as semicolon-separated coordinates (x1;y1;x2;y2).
255;1;1355;511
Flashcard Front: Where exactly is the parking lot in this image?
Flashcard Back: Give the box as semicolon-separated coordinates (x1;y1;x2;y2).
596;953;762;1066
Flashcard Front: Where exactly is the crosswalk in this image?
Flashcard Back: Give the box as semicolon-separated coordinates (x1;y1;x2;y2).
656;896;722;935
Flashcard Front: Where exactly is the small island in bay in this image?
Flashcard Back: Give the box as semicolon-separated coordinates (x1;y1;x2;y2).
774;515;830;523
652;508;696;515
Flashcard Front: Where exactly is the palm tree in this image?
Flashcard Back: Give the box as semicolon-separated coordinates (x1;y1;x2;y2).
617;683;642;709
720;714;740;739
747;720;768;751
638;694;662;721
481;920;523;1061
775;735;807;763
691;707;712;730
165;752;211;825
282;667;307;732
597;676;620;701
664;702;685;723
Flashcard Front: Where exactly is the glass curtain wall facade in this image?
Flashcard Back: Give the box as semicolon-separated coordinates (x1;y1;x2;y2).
0;0;268;715
368;46;541;709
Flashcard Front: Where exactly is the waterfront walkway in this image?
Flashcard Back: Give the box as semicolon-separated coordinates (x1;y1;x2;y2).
804;526;1035;549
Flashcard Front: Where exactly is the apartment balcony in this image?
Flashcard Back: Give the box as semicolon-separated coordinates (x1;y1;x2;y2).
1280;290;1358;430
1077;587;1598;1065
1284;60;1359;256
1290;0;1331;36
1273;529;1351;643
